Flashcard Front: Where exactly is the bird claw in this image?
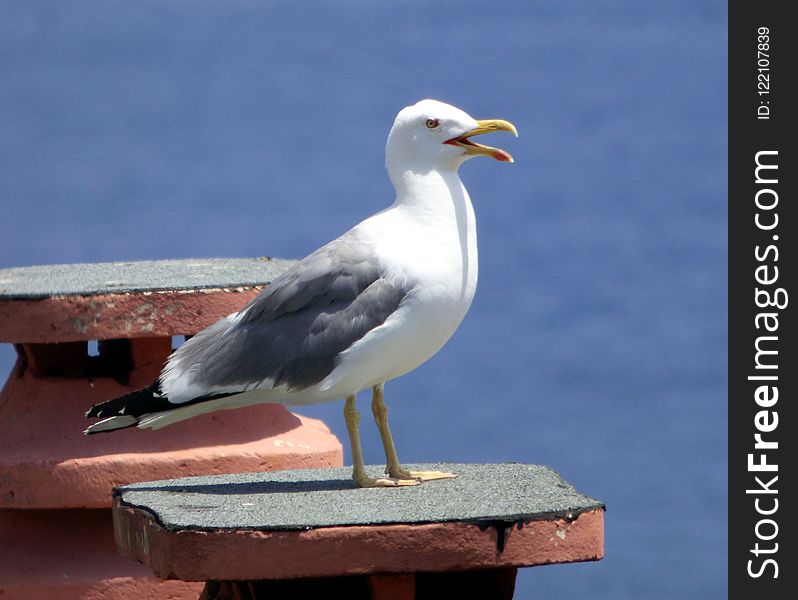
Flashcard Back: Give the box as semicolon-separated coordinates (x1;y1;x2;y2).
388;468;457;482
355;475;420;488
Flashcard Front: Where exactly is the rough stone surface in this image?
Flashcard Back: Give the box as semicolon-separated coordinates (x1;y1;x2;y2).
113;464;604;581
116;463;604;531
0;257;295;299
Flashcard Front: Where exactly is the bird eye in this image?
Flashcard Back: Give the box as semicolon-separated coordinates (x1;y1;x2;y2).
425;118;440;129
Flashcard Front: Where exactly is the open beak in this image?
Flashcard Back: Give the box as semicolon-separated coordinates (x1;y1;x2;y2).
444;119;518;162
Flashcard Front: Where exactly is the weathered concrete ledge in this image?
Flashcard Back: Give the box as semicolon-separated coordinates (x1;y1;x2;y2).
0;257;295;342
113;463;605;581
0;257;295;299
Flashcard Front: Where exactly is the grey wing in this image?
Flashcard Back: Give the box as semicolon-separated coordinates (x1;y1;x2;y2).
162;238;407;398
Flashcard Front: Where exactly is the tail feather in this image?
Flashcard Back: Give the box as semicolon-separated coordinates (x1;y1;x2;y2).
84;381;242;435
83;415;138;435
85;382;164;419
84;382;169;435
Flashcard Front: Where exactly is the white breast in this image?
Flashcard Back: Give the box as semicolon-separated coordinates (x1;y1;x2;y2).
316;170;479;399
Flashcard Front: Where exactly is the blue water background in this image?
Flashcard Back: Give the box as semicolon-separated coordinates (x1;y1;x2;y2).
0;1;727;597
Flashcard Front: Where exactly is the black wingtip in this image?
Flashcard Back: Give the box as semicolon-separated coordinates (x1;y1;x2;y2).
85;381;161;419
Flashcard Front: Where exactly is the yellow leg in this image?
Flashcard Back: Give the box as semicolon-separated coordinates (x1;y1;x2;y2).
344;395;418;488
371;383;456;482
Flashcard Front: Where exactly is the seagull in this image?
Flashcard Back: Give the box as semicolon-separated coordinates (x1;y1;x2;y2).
85;99;517;488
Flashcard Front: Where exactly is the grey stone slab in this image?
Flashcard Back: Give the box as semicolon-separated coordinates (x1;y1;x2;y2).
0;257;296;299
115;463;604;532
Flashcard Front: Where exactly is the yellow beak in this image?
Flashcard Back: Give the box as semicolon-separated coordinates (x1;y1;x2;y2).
444;119;518;162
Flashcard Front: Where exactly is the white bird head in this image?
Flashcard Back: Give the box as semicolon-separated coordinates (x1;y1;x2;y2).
385;99;518;174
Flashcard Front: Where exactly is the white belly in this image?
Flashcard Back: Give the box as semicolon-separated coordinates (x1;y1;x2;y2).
312;198;479;401
316;292;468;398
